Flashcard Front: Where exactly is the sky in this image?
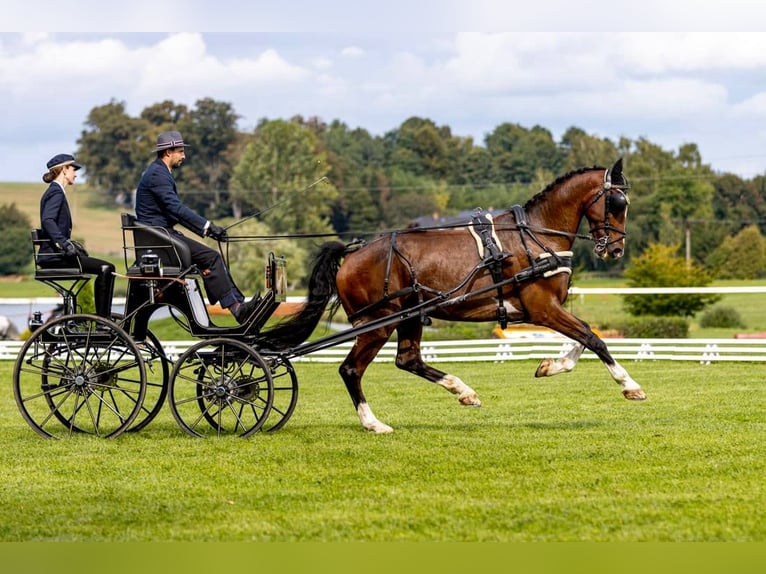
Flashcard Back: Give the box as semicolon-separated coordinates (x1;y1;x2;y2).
3;1;766;182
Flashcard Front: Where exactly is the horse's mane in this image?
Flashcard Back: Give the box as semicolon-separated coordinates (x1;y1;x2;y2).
524;165;606;210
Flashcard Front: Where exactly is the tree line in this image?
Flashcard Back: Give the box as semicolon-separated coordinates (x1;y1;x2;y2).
70;97;766;282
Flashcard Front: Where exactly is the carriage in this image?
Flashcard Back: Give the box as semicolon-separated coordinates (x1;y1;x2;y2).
12;159;645;439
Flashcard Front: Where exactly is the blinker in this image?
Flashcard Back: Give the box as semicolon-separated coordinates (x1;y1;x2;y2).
607;191;629;216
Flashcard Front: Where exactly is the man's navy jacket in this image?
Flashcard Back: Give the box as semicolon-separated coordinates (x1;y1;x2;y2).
135;158;207;236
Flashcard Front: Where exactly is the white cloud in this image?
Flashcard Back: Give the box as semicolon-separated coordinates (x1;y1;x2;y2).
618;33;766;74
2;29;766;182
341;46;364;58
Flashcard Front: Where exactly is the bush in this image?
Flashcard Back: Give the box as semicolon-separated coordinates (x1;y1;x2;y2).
699;306;745;329
706;225;766;279
618;316;689;338
623;243;720;317
0;203;32;275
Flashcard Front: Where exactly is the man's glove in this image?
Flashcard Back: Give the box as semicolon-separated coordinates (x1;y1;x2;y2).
207;223;228;242
62;240;78;257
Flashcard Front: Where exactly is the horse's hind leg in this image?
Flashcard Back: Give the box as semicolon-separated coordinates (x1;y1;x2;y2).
339;328;396;433
395;319;481;407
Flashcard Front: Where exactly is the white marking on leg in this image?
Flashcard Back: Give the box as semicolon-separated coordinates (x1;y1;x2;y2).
436;374;481;406
605;360;647;400
536;343;584;377
357;402;394;433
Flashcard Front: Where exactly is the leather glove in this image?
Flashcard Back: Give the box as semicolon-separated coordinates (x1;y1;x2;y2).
62;240;78;257
207;223;228;242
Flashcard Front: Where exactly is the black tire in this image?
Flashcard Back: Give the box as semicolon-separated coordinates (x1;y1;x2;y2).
168;338;273;437
127;329;169;431
13;314;146;439
262;355;298;432
109;314;170;432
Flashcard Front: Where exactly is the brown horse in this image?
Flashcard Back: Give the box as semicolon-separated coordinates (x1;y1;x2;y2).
258;158;646;432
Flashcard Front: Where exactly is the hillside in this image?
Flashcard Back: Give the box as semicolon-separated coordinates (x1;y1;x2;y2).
2;182;135;257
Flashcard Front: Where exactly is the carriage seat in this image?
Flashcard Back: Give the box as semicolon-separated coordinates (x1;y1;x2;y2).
31;229;92;280
121;213;194;277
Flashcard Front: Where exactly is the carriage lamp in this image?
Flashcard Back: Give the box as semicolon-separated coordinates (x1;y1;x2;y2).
28;311;43;331
266;253;288;302
139;252;162;276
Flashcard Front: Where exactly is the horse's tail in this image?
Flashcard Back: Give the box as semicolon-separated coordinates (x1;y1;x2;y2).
255;241;348;351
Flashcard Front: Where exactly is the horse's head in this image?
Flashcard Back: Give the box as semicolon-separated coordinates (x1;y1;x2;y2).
583;157;630;259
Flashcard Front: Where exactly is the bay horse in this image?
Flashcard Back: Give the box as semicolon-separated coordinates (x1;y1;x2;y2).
258;158;646;433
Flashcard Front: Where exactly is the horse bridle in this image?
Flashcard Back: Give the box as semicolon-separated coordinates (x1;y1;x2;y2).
584;168;630;255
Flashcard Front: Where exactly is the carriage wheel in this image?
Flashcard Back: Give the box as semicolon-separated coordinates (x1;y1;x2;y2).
127;329;169;432
109;314;169;432
261;355;299;432
168;338;273;438
13;314;146;439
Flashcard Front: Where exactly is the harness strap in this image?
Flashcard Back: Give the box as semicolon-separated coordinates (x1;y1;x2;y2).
511;205;536;263
352;232;431;325
469;209;504;260
472;208;510;328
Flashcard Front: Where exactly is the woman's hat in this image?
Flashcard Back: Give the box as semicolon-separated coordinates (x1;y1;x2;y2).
46;153;82;171
153;130;191;152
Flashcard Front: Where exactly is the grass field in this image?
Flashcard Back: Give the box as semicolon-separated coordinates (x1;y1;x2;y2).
1;358;765;542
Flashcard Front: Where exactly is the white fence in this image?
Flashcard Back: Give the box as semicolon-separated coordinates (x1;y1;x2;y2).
4;287;766;363
4;336;766;364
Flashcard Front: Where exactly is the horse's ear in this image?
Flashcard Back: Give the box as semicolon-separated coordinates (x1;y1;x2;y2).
610;157;624;179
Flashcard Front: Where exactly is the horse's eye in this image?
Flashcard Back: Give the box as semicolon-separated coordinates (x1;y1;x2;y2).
608;192;629;216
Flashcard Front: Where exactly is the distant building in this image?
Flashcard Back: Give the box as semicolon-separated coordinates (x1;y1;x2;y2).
408;208;504;229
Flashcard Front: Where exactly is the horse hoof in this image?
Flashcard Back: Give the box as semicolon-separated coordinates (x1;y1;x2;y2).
623;389;647;401
535;359;551;378
365;422;394;434
459;393;482;407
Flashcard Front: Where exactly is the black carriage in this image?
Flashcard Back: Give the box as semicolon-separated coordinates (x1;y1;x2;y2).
13;160;641;437
13;214;299;439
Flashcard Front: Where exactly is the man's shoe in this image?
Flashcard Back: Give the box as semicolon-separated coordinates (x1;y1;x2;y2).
233;293;262;324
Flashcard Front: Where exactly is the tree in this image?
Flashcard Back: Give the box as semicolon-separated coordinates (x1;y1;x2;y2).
139;100;188;127
623;243;720;317
383;117;460;181
230;119;338;235
381;167;449;227
706;225;766;279
76;100;151;206
176;98;241;217
313;119;386;234
485;123;563;183
225;219;309;291
559;127;619;171
0;203;32;275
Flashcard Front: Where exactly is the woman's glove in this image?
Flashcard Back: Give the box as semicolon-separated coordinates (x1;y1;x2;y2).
62;240;78;257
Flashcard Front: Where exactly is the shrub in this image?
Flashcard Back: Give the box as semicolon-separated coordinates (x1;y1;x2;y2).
706;225;766;279
699;306;745;329
0;203;32;275
618;316;689;338
623;243;720;317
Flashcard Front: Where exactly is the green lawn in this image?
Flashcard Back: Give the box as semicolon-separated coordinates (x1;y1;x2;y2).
1;359;765;541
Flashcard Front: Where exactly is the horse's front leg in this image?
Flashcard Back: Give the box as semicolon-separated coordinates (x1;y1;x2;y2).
534;341;585;377
531;306;646;401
